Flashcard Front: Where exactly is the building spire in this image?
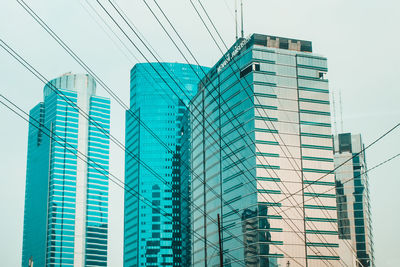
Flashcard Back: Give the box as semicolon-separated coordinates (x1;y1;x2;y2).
235;0;238;40
240;0;244;38
332;89;338;135
339;89;344;132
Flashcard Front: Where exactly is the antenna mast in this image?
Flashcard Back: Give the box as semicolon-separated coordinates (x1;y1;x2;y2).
332;89;337;135
339;89;344;132
235;0;238;40
240;0;244;38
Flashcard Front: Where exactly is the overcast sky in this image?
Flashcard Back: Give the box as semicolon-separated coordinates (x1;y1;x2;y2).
0;0;399;266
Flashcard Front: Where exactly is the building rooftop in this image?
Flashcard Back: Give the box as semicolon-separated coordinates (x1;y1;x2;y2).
198;33;313;91
250;33;312;53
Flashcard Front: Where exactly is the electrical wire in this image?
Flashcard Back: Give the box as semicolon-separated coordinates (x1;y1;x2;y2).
139;0;340;263
185;2;400;264
11;1;306;264
284;152;400;211
2;6;250;264
0;37;247;266
0;93;235;265
191;0;400;223
98;1;336;264
14;0;384;264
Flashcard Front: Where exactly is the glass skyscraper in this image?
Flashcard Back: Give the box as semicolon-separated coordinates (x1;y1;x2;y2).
334;133;374;266
21;73;110;267
124;63;208;266
188;34;340;266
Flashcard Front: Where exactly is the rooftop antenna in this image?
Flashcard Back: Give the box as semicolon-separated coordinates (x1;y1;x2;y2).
332;89;338;135
235;0;238;40
339;89;344;132
240;0;244;38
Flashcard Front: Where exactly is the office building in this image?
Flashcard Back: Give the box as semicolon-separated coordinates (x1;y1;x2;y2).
188;34;340;266
21;73;110;266
124;63;208;266
334;133;374;266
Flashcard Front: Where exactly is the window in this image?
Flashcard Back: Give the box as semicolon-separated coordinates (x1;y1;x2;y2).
240;63;260;78
240;65;252;78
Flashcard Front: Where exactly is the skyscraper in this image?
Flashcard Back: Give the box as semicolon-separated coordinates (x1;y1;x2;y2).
334;133;374;266
21;73;110;267
189;34;340;266
124;63;208;266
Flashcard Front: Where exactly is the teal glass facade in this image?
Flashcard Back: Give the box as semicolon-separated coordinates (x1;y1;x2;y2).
179;110;192;267
124;63;208;266
22;102;49;267
189;34;340;266
21;73;110;267
334;133;374;266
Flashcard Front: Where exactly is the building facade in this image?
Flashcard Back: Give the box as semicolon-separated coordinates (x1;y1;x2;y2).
334;133;374;266
189;34;340;266
21;73;110;266
124;63;208;266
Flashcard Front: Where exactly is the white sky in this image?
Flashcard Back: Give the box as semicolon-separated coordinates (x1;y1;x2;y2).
0;0;399;266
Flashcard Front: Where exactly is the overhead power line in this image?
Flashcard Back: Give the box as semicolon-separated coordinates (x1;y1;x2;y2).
95;0;351;263
34;2;310;264
190;0;400;212
137;0;340;262
14;0;238;229
3;1;268;260
12;0;310;264
99;1;339;262
12;0;378;264
278;121;400;205
99;0;316;263
0;93;233;263
285;151;400;211
92;1;312;263
1;8;249;264
185;5;398;263
0;37;247;266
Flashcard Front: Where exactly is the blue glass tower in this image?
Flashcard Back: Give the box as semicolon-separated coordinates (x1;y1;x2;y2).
124;63;208;266
21;73;110;267
334;133;374;266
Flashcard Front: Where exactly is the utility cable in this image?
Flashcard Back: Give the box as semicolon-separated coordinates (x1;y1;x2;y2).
0;93;235;264
15;0;340;264
14;0;308;264
5;4;257;262
95;1;343;263
191;0;400;221
0;37;248;266
140;0;341;262
100;1;335;264
284;151;400;212
185;2;394;263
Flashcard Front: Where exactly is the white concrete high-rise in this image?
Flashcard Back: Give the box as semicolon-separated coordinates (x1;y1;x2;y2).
21;73;110;266
187;33;340;266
